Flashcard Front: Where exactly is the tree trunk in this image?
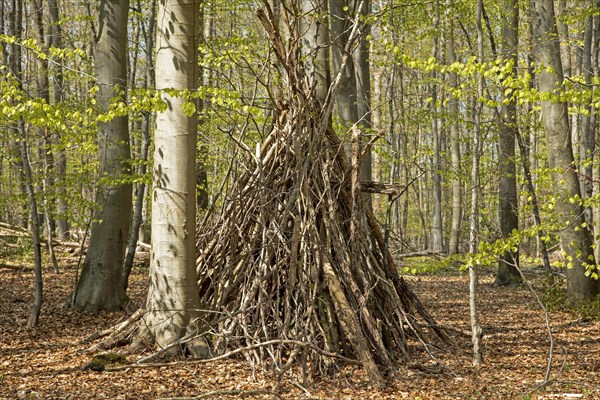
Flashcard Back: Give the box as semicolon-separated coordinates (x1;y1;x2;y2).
430;1;443;253
33;0;60;273
123;0;157;292
300;0;331;105
495;0;520;286
579;2;594;227
355;0;372;210
48;0;70;240
446;0;461;256
556;0;572;79
329;0;362;172
531;0;599;300
469;0;484;366
142;0;202;348
8;0;44;327
73;0;132;312
592;0;600;261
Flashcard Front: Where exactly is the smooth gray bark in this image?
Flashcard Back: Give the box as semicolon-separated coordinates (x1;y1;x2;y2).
329;0;359;131
330;0;369;191
73;0;132;312
300;0;331;105
143;0;202;348
531;0;599;300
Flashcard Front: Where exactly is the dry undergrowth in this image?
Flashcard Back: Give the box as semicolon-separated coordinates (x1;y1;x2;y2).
1;263;599;400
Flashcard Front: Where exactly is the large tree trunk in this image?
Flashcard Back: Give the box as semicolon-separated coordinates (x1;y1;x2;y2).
73;0;132;312
329;0;358;135
330;0;371;194
531;0;599;300
495;0;520;286
142;0;202;348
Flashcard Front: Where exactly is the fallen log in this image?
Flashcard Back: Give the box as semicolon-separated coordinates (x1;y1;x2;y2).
0;222;29;232
395;250;445;259
1;262;32;270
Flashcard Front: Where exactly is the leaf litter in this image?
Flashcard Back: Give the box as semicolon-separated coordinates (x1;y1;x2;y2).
1;263;599;399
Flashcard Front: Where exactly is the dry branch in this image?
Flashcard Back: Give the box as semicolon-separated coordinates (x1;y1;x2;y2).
107;339;361;372
190;0;450;383
360;181;405;195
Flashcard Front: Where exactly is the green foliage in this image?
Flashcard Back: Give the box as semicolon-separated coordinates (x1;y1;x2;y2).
400;256;454;275
542;277;600;320
0;236;33;262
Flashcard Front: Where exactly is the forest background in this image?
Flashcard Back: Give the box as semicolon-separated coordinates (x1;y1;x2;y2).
1;0;600;398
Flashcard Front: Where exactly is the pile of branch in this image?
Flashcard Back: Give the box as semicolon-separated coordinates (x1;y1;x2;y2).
193;4;450;383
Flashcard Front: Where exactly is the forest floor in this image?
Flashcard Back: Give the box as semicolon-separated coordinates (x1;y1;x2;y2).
1;254;600;399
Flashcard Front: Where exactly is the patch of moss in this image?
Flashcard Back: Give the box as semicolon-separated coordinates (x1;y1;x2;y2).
83;353;128;372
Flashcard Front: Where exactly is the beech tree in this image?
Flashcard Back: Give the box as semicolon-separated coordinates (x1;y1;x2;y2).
531;0;599;300
495;0;520;286
73;0;132;312
142;0;202;347
446;0;462;256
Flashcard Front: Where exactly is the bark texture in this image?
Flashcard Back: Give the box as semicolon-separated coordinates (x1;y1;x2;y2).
446;0;461;255
143;0;202;348
74;0;132;312
531;0;599;300
495;0;520;286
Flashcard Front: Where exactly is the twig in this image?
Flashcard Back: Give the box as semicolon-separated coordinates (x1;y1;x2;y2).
106;339;360;371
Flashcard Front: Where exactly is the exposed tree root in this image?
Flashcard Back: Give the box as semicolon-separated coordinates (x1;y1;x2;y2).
80;308;144;353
